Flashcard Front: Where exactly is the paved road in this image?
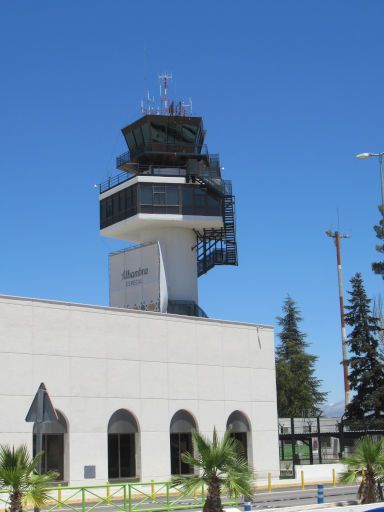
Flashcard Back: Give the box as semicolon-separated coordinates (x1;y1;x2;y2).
253;484;360;509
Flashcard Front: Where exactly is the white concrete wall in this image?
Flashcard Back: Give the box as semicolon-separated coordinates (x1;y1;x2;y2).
0;295;279;486
293;463;346;483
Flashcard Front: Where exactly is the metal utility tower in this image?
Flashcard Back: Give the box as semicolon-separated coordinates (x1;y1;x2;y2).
326;230;350;408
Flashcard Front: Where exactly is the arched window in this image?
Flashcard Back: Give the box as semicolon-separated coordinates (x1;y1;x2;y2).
33;410;68;481
226;411;251;462
170;410;197;475
108;410;140;480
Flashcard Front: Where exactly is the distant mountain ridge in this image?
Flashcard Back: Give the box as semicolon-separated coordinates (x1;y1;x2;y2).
322;400;344;417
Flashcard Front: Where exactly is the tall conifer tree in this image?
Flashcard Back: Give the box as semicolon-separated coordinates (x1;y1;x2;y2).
275;296;327;417
372;206;384;278
373;295;384;357
345;273;384;420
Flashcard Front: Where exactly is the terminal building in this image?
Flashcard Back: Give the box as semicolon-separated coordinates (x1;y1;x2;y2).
0;77;280;485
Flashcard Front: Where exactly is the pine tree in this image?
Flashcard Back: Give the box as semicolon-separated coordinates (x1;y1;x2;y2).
345;273;384;420
372;206;384;278
373;295;384;358
275;296;327;417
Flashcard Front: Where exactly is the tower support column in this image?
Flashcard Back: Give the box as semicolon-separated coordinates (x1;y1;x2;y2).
138;228;198;304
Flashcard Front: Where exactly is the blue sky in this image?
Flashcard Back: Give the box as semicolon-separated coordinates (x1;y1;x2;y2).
1;1;383;407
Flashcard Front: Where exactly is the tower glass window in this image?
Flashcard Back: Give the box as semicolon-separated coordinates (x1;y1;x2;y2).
153;185;166;205
140;184;153;206
101;183;222;229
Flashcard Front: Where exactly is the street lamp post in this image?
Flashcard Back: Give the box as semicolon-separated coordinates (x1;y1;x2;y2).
356;152;384;217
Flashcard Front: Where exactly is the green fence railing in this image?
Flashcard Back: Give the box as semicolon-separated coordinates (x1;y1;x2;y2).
0;481;238;512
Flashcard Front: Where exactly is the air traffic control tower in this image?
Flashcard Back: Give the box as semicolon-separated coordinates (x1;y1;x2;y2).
99;75;237;316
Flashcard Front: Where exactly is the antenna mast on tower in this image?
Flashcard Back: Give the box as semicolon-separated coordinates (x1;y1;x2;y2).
159;72;172;115
140;72;192;117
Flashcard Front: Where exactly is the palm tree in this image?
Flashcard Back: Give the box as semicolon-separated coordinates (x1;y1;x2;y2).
339;437;384;504
0;445;58;512
172;428;254;512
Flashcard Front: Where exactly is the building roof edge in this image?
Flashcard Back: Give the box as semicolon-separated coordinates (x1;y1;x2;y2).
0;293;273;330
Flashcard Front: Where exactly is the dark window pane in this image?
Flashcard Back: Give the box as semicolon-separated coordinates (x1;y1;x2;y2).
170;433;180;475
33;434;64;481
170;433;193;475
141;123;150;143
179;434;193;474
231;432;247;459
180;186;222;216
108;434;119;479
132;186;137;208
113;195;119;216
46;435;64;479
167;122;183;144
140;185;153;205
182;188;193;211
166;186;179;206
122;190;127;206
182;124;198;144
100;201;106;223
120;434;135;478
100;185;138;229
106;198;113;217
206;195;221;215
194;188;205;208
126;132;136;149
153;193;166;205
151;123;167;143
118;192;125;217
134;127;144;147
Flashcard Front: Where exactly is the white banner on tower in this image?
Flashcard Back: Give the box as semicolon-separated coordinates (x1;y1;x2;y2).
109;242;168;313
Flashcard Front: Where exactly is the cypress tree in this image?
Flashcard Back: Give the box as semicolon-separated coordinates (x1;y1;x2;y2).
275;296;327;417
372;206;384;278
345;273;384;420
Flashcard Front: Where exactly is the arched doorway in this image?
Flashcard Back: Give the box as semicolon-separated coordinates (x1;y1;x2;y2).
33;409;68;481
170;410;197;475
226;411;251;462
108;409;140;480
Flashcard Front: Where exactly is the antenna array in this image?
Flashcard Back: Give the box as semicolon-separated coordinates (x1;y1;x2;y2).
140;73;192;117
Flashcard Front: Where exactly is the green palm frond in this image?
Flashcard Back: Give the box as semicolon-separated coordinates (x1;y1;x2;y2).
340;438;384;474
171;474;203;496
0;444;58;510
25;473;59;508
172;428;255;506
180;451;204;470
339;437;384;504
339;468;361;485
223;460;254;498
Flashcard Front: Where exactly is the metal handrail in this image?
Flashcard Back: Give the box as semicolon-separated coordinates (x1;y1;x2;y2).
99;165;227;195
117;143;209;168
99;173;134;193
0;480;238;512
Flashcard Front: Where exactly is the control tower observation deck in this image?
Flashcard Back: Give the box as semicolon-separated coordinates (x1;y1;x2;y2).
99;93;237;317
